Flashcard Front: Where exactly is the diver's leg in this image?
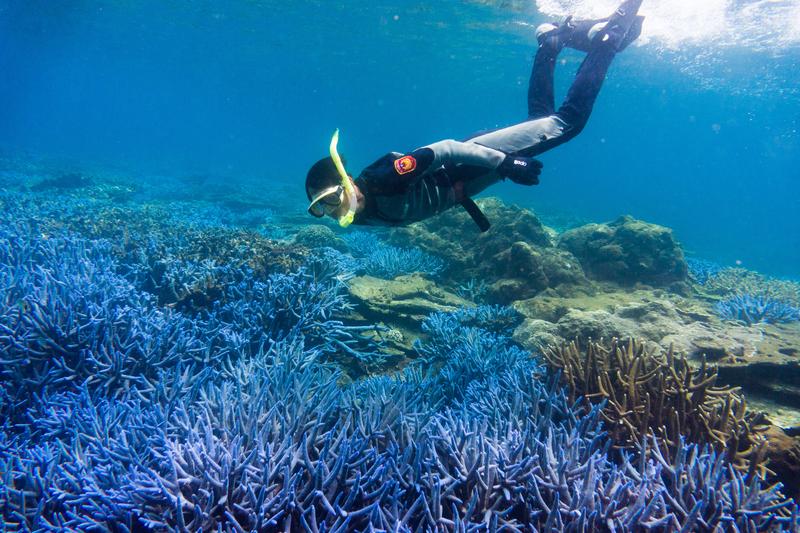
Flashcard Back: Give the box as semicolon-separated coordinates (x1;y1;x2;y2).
527;31;562;118
554;42;617;132
467;0;643;157
468;43;618;157
555;0;643;130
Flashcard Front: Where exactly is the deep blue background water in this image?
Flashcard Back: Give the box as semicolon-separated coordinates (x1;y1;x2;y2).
0;0;798;277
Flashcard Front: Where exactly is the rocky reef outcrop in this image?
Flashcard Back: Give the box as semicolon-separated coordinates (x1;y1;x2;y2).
347;273;473;354
293;224;348;251
558;215;689;288
388;197;553;273
388;198;587;302
388;199;690;303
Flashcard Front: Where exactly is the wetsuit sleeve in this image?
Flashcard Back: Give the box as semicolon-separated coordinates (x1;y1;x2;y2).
382;139;506;188
358;140;508;195
421;139;507;170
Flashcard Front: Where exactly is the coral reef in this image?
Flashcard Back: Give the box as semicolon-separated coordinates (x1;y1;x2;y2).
704;267;800;305
2;175;799;530
0;228;387;417
389;199;691;303
387;197;552;272
362;244;444;279
388;198;589;302
414;305;524;366
512;288;777;362
344;230;444;279
6;345;796;531
687;257;724;285
0;191;305;308
348;273;472;338
7;294;792;531
558;215;689;288
488;240;589;302
716;294;800;325
293;224;348;251
543;338;770;473
455;277;490;302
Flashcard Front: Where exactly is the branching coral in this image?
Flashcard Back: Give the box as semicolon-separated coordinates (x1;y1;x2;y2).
455;277;490;302
361;244;444;279
687;257;723;285
344;230;444;279
715;293;800;325
0;226;386;418
413;304;524;365
3;345;796;531
704;267;800;305
303;246;360;285
1;189;798;531
543;338;771;474
0;191;304;298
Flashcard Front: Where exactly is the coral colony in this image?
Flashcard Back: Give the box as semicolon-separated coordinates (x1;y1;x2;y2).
343;231;444;279
1;189;799;531
715;294;800;326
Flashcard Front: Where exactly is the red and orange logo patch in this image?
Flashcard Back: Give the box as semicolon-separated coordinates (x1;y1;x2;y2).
394;155;417;175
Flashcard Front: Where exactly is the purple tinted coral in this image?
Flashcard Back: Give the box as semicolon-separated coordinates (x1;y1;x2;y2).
414;305;524;364
362;244;444;279
4;356;795;531
0;226;385;417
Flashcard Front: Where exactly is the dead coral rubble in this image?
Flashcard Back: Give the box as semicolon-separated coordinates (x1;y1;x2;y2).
543;338;770;474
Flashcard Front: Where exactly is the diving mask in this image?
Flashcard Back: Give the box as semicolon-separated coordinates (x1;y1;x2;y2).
307;184;344;218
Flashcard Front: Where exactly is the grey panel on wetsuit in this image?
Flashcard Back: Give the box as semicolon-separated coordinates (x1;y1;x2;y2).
466;115;567;154
424;139;506;169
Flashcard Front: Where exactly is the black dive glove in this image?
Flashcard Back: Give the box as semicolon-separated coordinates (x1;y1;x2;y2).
498;155;543;185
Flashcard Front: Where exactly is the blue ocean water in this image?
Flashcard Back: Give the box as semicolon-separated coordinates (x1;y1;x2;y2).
0;0;798;277
4;2;800;529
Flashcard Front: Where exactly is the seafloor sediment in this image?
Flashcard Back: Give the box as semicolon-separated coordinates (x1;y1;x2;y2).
2;157;800;530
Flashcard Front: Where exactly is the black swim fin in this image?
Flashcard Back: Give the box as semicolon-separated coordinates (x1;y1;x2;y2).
617;15;644;51
595;0;645;51
538;13;644;54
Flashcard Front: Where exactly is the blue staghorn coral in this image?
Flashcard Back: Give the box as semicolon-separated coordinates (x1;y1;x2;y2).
687;257;724;285
0;223;386;418
343;230;444;279
1;191;798;531
3;343;797;531
715;293;800;325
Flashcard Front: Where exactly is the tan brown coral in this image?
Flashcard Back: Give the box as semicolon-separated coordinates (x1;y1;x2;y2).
543;338;771;475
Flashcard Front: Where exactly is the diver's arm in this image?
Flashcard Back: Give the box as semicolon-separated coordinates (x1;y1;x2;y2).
408;139;543;186
380;139;506;188
421;139;506;170
360;140;541;194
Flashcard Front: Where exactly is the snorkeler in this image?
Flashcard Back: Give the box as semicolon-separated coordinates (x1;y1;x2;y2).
306;0;645;232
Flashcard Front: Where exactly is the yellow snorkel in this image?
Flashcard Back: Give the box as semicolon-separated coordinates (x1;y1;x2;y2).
330;129;357;228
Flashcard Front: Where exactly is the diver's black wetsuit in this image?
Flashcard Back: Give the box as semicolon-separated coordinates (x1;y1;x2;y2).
352;33;619;230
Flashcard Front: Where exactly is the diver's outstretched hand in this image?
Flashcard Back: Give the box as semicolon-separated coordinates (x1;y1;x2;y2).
498;155;543;186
